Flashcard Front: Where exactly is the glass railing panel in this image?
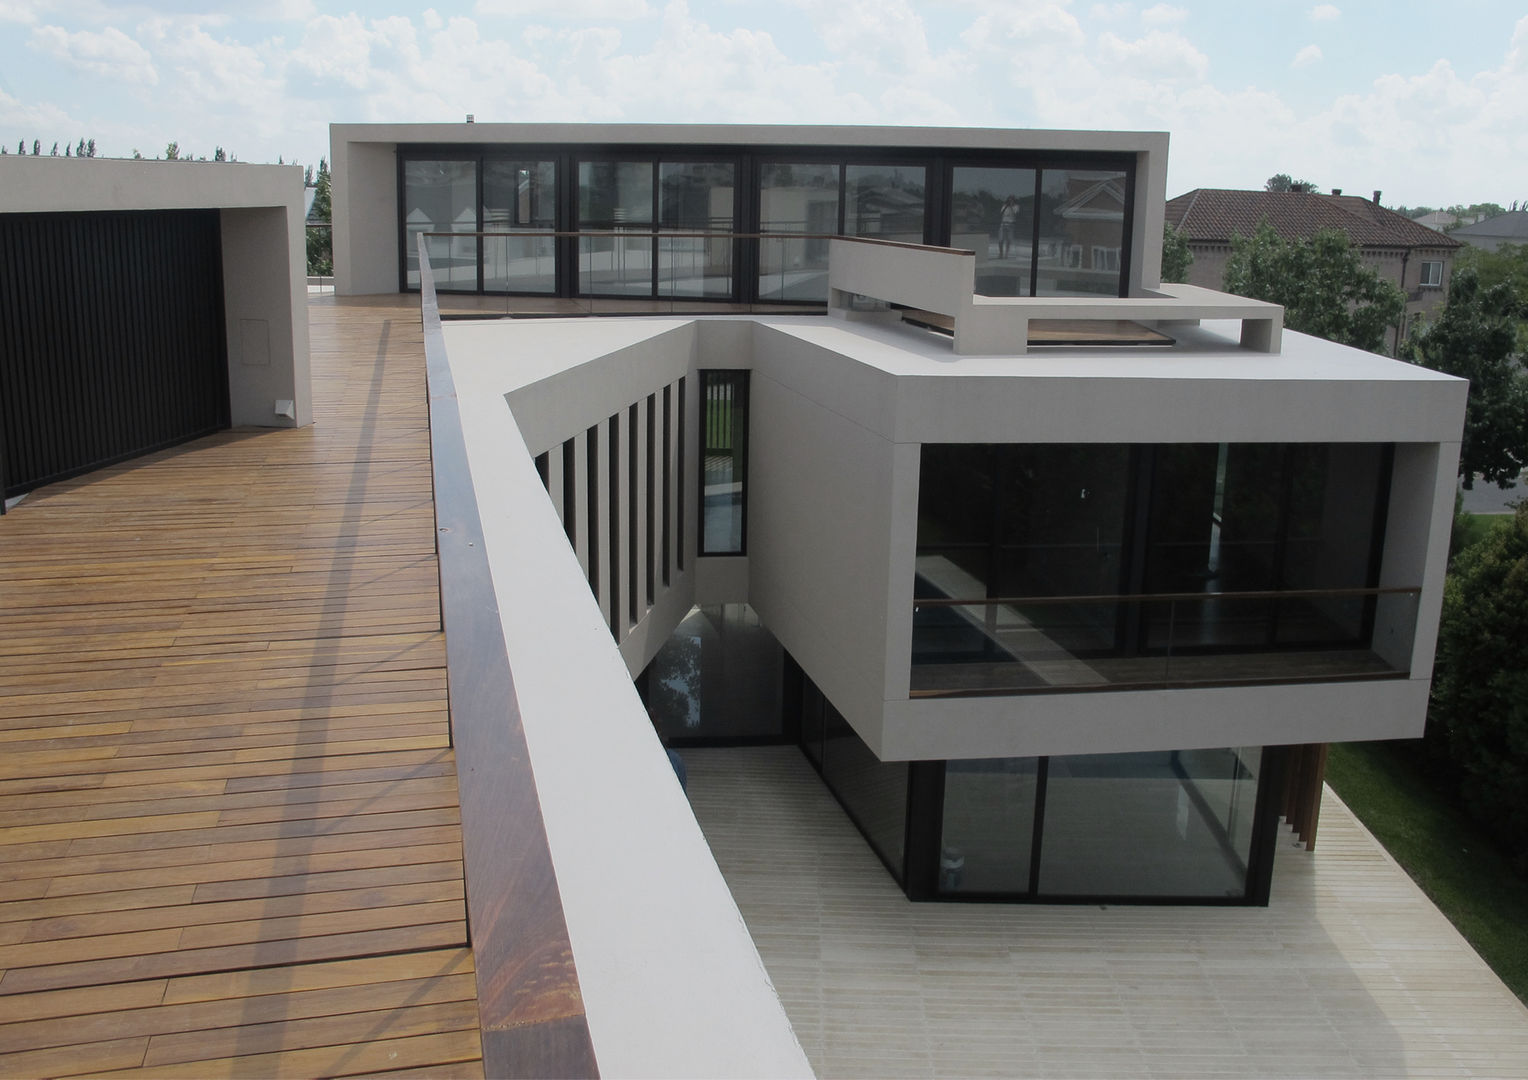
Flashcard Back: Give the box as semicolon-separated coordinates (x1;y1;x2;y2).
910;589;1419;697
579;233;655;297
758;234;830;302
484;233;556;294
659;235;733;299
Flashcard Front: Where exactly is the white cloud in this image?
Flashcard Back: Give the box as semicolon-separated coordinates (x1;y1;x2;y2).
1140;4;1187;25
1089;2;1132;21
1100;29;1208;82
30;24;157;84
0;3;38;23
1309;4;1340;21
0;87;76;134
474;0;652;18
1293;43;1322;67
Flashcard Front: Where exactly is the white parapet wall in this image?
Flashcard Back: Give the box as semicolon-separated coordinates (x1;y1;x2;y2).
0;156;312;428
442;317;812;1079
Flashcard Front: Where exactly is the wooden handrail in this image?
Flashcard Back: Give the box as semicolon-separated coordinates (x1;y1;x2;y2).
418;237;599;1079
422;228;975;257
915;585;1420;607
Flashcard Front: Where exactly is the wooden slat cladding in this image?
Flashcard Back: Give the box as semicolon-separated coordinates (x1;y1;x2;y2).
0;209;229;499
0;297;482;1077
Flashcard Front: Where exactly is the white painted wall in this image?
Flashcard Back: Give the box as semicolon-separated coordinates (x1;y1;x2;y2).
0;156;311;428
443;302;1465;767
331;136;397;295
447;327;811;1080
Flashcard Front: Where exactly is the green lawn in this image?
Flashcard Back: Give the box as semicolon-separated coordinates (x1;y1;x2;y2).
1325;740;1528;1003
1455;510;1508;556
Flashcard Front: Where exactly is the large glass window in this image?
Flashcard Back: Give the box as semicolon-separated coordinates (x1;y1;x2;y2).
1035;168;1127;297
404;159;478;290
482;159;555;294
950;167;1035;297
642;603;783;741
659;161;736;299
1037;748;1259;899
578;160;654;296
699;370;748;554
913;442;1403;694
844;164;926;244
822;702;908;880
759;162;839;302
939;757;1038;894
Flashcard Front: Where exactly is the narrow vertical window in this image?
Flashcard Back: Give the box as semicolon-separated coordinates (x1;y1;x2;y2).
661;386;672;586
586;424;600;596
561;437;576;545
698;370;749;555
646;393;657;604
677;376;687;571
629;402;640;624
608;412;622;640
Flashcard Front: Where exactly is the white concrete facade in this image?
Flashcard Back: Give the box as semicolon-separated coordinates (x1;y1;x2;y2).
0;156;312;428
440;305;1465;764
329;121;1169;298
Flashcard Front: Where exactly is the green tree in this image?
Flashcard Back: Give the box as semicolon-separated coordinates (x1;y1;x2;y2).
1223;221;1405;353
1429;503;1528;871
1161;224;1193;283
1265;173;1318;194
306;157;333;277
1457;243;1528;352
164;141;179;160
1404;268;1528;489
213;146;226;162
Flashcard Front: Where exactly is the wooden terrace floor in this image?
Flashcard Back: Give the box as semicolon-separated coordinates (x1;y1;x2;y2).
0;298;483;1077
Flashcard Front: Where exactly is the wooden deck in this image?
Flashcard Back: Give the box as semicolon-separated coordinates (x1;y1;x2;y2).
0;298;483;1077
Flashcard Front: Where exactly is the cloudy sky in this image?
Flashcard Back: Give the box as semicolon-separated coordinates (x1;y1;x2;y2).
1;0;1523;207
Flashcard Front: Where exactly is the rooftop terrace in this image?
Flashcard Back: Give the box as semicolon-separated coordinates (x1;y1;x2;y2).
0;295;1522;1077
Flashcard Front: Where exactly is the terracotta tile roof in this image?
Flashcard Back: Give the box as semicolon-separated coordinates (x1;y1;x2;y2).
1165;189;1461;250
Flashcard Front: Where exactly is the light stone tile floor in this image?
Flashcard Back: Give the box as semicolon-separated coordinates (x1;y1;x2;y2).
685;746;1528;1080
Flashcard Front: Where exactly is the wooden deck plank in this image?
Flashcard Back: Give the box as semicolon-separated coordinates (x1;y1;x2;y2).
0;300;483;1077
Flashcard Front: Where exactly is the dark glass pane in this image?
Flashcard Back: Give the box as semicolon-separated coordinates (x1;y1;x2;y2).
1219;444;1286;592
482;159;555;294
644;603;783;740
404;159;478;290
1038;748;1259;899
759;162;838;302
1034;168;1127;297
800;677;825;768
844;164;925;243
659;162;735;298
699;370;747;554
822;703;907;879
939;758;1038;894
578;160;654;296
950;166;1035;297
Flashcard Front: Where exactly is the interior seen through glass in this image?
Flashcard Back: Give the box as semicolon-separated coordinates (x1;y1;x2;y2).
913;442;1404;693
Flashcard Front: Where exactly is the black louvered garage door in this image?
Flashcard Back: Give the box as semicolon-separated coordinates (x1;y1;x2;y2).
0;209;229;502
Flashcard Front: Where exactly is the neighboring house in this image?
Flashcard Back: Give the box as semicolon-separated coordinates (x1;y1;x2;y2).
1411;210;1479;231
1450;210;1528;252
1166;188;1461;351
333;123;1465;907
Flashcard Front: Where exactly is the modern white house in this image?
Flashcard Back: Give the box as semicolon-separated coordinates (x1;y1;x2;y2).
331;123;1467;907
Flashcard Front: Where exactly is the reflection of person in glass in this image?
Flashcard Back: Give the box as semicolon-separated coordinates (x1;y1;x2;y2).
998;195;1020;258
